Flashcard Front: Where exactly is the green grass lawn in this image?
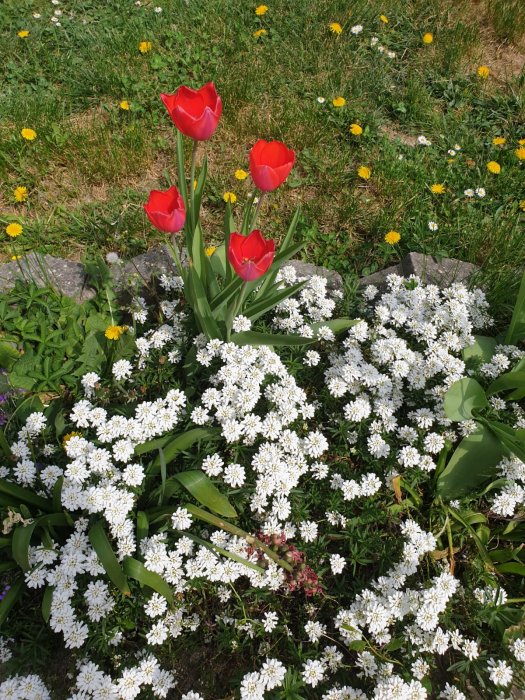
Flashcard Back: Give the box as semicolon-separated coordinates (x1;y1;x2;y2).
1;0;524;318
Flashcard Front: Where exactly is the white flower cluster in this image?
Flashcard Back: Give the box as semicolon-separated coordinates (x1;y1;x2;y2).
2;412;59;487
191;339;329;526
304;520;478;698
0;654;176;700
490;456;525;516
62;388;186;556
325;275;493;475
273;267;339;333
239;658;287;699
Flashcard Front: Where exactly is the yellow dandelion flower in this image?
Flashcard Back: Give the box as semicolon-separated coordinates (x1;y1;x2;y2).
139;41;152;54
193;179;197;190
332;96;346;108
62;431;82;447
120;100;130;110
235;169;248;180
205;246;217;257
384;230;400;245
329;22;343;35
14;186;28;202
223;191;237;204
430;183;445;194
422;32;433;44
357;166;371;180
105;325;128;340
255;5;268;15
487;161;501;174
379;15;389;24
519;200;525;211
492;136;506;146
11;255;22;261
515;147;525;160
349;123;363;136
477;65;490;79
253;28;267;37
18;30;29;38
518;139;525;146
6;223;23;238
21;128;37;141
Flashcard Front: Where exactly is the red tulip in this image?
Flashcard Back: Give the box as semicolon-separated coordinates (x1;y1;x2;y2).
160;82;222;141
228;230;275;281
249;139;295;192
144;186;186;233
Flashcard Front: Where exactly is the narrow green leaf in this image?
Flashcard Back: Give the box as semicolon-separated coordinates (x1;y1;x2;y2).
0;477;53;512
88;522;130;596
487;372;525;398
179;531;265;574
0;577;23;626
149;428;216;474
505;270;525;345
447;507;494;569
486;420;525;463
244;281;307;323
136;511;149;545
189;268;222;339
443;378;488;422
193;154;208;223
254;208;301;299
41;585;54;623
231;330;315;347
122;557;173;604
0;428;12;459
158;447;167;506
173;470;237;518
12;513;68;572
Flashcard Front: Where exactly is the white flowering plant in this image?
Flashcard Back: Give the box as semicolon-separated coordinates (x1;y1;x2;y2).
1;264;525;699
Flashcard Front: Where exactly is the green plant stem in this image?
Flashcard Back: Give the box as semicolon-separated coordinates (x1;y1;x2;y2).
166;239;185;279
189;140;198;232
226;281;248;341
251;191;266;230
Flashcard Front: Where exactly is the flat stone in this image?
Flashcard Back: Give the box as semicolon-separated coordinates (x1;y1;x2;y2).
0;252;95;301
359;253;479;290
402;252;479;287
285;260;343;291
110;244;179;298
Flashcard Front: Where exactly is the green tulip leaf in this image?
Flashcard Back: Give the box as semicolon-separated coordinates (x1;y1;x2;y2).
173;470;237;519
443;377;488;422
436;424;505;499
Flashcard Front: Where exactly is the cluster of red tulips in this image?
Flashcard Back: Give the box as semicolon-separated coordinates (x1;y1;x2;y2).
144;82;295;282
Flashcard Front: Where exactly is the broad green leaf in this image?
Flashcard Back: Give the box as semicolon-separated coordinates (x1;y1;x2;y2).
89;522;130;596
0;341;19;370
148;428;216;473
462;335;497;364
209;244;226;279
188;268;221;339
12;513;68;571
505;270;525;345
134;433;173;456
436;425;505;499
443;378;488;422
173;470;237;518
0;577;23;626
0;428;12;458
497;562;525;576
309;318;359;335
0;477;53;512
122;557;173;604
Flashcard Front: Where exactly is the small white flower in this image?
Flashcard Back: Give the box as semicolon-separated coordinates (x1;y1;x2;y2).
448;149;456;156
330;553;346;574
464;188;475;197
317;97;326;104
350;24;363;34
428;221;439;231
154;5;163;12
475;187;486;198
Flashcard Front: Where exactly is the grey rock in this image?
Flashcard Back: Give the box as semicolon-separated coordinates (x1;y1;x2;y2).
0;252;95;301
359;253;479;290
284;260;344;291
110;245;179;298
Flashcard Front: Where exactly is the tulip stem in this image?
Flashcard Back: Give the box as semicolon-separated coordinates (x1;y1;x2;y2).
251;191;266;230
189;140;198;231
226;281;248;341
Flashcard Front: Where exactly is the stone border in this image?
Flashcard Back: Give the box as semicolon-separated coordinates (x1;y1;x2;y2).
0;248;478;302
